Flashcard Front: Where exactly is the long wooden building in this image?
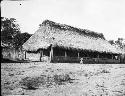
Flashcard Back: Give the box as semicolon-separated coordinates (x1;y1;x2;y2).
22;20;124;63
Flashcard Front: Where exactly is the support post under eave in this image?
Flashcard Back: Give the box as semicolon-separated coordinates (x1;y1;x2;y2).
40;50;43;61
65;51;67;58
25;51;26;59
97;54;99;58
112;54;114;59
50;46;53;62
78;52;79;58
96;53;100;63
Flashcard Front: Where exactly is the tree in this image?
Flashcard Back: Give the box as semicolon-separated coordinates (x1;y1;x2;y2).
115;38;124;49
13;32;32;49
1;17;21;46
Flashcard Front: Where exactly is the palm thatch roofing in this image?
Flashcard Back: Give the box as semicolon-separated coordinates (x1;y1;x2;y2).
23;20;124;54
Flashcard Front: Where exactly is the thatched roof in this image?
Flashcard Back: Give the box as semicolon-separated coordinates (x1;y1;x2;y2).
23;20;124;54
42;20;105;39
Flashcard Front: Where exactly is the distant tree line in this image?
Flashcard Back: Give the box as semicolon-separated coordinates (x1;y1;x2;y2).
1;17;32;49
109;38;125;50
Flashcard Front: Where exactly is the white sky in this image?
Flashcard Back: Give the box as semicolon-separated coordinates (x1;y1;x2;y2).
1;0;125;41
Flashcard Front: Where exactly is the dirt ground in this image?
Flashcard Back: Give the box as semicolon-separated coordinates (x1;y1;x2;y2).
1;63;125;96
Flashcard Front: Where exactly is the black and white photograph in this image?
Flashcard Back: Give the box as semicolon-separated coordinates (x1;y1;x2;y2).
1;0;125;96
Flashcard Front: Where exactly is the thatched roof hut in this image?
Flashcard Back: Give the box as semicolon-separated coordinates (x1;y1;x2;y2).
23;20;123;54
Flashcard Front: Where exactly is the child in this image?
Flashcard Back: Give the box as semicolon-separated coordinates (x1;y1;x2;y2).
80;58;83;64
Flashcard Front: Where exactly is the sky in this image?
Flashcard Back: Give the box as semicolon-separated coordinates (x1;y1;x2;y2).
1;0;125;41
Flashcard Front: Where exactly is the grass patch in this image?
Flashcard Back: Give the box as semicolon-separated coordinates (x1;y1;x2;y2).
20;74;73;90
19;76;46;90
53;74;72;85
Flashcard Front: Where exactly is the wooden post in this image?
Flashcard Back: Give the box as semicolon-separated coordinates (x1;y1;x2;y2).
50;50;51;62
65;51;67;58
40;50;41;61
97;54;99;58
50;46;53;62
96;53;100;63
112;54;114;59
40;50;43;61
78;52;79;58
25;51;26;59
51;47;53;58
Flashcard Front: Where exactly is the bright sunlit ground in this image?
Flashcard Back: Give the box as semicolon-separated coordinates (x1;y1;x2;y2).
1;62;125;96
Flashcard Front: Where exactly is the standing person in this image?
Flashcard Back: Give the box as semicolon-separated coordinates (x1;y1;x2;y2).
80;58;83;64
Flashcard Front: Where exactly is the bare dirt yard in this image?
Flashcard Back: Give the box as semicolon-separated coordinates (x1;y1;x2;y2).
1;62;125;96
